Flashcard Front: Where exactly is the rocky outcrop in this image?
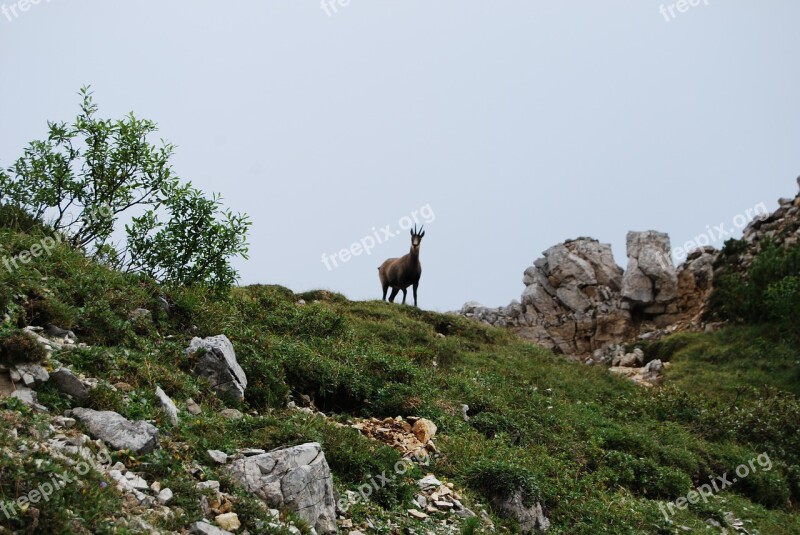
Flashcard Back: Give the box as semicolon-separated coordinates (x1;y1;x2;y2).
621;231;678;312
227;442;337;534
463;238;631;355
732;189;800;271
72;408;160;454
186;335;248;404
460;232;714;356
675;246;717;327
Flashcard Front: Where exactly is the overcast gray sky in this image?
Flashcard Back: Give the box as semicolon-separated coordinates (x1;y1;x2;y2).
2;1;799;311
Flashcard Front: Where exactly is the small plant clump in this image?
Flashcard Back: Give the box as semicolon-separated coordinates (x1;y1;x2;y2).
0;330;47;366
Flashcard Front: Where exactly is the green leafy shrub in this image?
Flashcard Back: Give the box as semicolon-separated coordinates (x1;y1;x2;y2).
21;295;77;329
292;304;346;338
765;275;800;334
600;451;691;499
738;467;790;508
709;239;800;328
0;86;250;290
372;382;427;417
236;346;290;410
319;424;417;509
0;204;44;232
470;412;522;443
465;459;541;506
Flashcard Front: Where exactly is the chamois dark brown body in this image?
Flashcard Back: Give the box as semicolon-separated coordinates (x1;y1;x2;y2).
379;226;424;306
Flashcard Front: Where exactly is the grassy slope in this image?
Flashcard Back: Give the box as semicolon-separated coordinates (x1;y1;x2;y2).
1;224;799;534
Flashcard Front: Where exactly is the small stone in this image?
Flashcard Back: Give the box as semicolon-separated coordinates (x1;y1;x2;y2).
53;416;76;429
219;408;243;420
215;512;240;531
157;488;173;505
128;475;149;491
50;368;90;403
155;386;179;425
186;398;202;415
189;521;233;535
412;418;437;444
208;450;228;464
114;382;135;392
150;481;162;492
455;508;477;519
11;388;47;411
417;475;442;489
408;509;429;520
196;480;221;492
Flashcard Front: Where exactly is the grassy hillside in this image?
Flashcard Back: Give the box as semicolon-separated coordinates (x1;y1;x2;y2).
1;220;799;534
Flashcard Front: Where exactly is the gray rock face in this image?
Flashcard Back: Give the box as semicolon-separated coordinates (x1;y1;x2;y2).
155;386;179;425
518;238;628;354
227;442;337;534
462;238;631;355
458;223;733;356
72;408;160;454
621;231;678;307
50;368;91;403
186;335;247;403
491;490;550;533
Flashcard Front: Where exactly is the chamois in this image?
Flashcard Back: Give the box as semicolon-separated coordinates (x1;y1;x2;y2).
379;225;425;306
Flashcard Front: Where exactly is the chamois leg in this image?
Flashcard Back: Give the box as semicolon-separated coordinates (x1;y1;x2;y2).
413;282;419;307
401;289;407;304
382;282;389;301
388;287;400;303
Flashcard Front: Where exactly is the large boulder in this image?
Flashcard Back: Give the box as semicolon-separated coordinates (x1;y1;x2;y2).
621;231;678;308
227;442;337;534
517;238;628;354
186;335;247;403
458;226;728;356
72;408;160;454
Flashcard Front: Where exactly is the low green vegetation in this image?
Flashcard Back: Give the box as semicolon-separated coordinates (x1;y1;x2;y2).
708;237;800;333
1;215;799;533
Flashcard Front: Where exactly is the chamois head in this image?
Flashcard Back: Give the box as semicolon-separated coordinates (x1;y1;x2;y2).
410;225;425;254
